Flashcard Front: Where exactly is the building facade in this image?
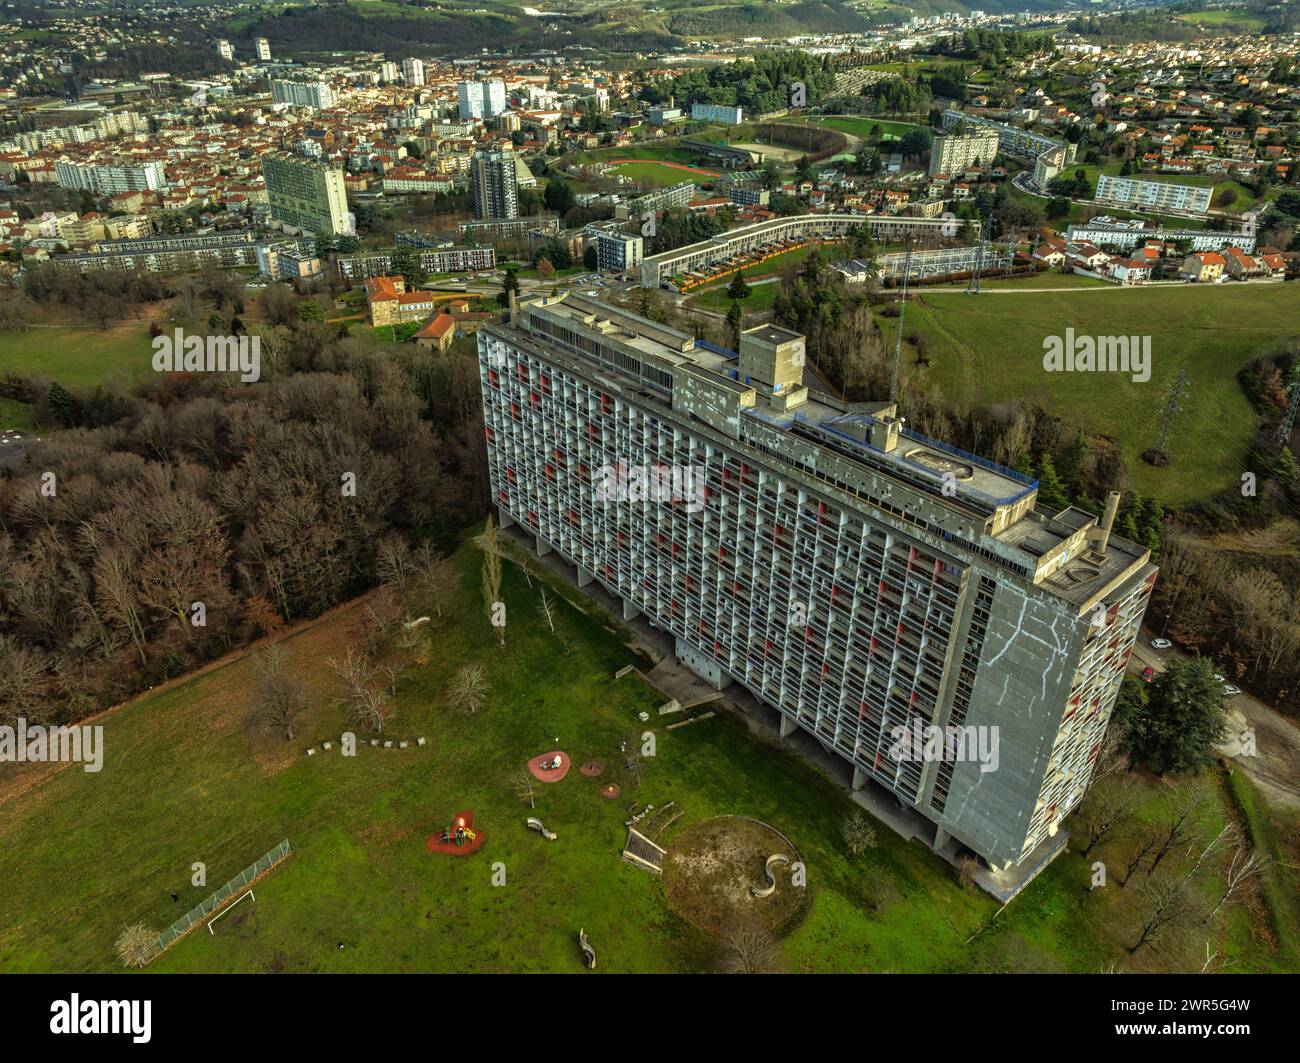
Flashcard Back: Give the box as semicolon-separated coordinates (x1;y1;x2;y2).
271;79;335;111
261;153;351;237
402;58;426;87
470;149;519;220
691;102;744;125
1095;174;1212;216
336;245;496;280
55;160;165;195
458;80;508;120
477;294;1155;871
928;131;1002;176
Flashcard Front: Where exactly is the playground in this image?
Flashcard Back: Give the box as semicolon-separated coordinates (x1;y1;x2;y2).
661;816;807;937
2;535;1292;974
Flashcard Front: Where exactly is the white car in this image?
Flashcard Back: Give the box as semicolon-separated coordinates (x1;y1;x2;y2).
1150;638;1171;650
1223;684;1242;696
1214;673;1226;683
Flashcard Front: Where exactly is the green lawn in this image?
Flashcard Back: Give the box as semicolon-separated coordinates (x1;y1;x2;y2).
0;396;40;431
0;324;155;391
816;117;924;142
611;160;717;188
0;532;1288;973
895;283;1300;505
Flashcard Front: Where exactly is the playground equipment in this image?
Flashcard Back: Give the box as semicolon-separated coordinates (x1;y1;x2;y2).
526;817;557;841
751;854;791;899
437;824;478;847
578;928;596;970
539;754;563;771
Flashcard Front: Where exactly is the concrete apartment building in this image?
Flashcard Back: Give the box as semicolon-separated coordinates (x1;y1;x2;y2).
639;214;981;289
261;153;351;237
336;245;495;281
255;37;272;62
271;78;335;111
691;102;744;125
55;159;165;195
941;109;1075;185
1095;174;1212;216
402;58;426;87
470;149;519;220
585;227;643;272
477;293;1155;873
928;131;1002;176
458;80;508;120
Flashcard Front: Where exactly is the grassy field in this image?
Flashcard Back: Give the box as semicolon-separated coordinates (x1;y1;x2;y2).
610;159;718;187
0;323;155;391
895;283;1300;505
815;116;924;142
0;530;1291;974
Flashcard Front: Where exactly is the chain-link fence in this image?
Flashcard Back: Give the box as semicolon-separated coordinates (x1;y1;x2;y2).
151;840;292;958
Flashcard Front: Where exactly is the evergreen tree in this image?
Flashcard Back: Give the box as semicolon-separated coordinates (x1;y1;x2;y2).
1035;453;1068;509
46;381;80;428
1115;658;1226;774
727;271;751;301
725;300;742;350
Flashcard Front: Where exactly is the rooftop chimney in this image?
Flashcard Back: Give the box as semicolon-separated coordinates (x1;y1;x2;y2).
1095;490;1121;553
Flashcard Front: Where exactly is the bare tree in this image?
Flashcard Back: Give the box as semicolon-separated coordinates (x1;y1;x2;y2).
1077;780;1136;859
1119;833;1160;887
352;687;394;733
1206;844;1267;923
326;645;374;703
446;663;489;716
413;540;450;617
1146;791;1204;879
475;516;505;648
1128;876;1194;954
377;536;417;616
115;924;156;969
254;645;308;742
841;809;878;855
1092;725;1132;782
954;854;981;888
538;588;569;652
514;769;536;809
715;917;783;974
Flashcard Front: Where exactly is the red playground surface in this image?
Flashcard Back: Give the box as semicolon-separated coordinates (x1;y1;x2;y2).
427;810;486;856
527;751;571;782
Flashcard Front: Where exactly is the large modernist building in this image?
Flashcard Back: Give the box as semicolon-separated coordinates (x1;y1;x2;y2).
261;153;351;237
470;149;519;220
271;78;335;111
477;293;1155;872
458;80;508;120
929;131;1002;176
1095;174;1212;216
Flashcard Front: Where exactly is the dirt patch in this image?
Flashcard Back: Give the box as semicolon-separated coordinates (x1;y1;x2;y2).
662;816;807;937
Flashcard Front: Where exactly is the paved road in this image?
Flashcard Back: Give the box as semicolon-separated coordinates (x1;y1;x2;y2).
1128;637;1300;811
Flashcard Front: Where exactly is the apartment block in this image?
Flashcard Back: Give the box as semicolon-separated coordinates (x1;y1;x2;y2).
691;102;744;125
336;245;496;280
402;58;426;87
458;80;508;120
271;79;335;111
255;37;272;62
1095;174;1212;215
477;294;1155;872
928;131;1002;176
55;159;165;195
261;153;351;237
470;149;519;220
587;227;643;272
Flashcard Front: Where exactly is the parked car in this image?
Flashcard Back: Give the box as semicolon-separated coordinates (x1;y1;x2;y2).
1141;666;1155;683
1214;673;1226;683
1150;638;1172;649
1223;684;1242;696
